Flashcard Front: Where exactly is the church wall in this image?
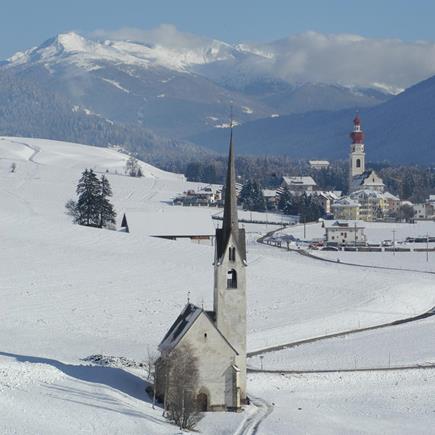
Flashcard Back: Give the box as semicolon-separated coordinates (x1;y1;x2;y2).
179;313;238;410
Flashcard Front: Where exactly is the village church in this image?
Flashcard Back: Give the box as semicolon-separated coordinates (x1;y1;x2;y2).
155;131;247;412
348;113;385;193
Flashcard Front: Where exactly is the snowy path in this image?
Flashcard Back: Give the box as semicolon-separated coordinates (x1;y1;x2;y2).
234;396;273;435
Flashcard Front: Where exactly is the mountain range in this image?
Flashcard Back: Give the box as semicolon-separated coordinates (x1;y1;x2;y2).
1;30;435;164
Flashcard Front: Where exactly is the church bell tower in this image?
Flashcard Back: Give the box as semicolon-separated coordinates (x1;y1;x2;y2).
349;113;366;190
213;127;247;402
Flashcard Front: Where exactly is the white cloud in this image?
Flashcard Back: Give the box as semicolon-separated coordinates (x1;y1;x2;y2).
92;24;213;50
257;31;435;90
90;27;435;91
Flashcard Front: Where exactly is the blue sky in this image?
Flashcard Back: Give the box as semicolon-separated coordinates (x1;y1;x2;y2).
2;0;435;58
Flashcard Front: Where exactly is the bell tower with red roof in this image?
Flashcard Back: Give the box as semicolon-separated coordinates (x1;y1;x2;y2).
349;113;366;190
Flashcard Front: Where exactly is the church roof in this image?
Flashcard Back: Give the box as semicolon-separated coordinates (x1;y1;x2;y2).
350;170;384;191
158;303;239;355
215;129;247;262
282;176;317;187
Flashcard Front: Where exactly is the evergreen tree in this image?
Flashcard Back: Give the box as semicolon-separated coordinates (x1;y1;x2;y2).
278;186;296;215
239;179;266;211
67;169;117;228
98;175;117;228
76;169;101;227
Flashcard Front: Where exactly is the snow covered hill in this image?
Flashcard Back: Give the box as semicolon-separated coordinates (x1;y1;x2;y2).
1;137;434;433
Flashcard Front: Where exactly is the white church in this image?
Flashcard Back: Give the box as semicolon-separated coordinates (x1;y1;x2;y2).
155;131;247;412
348;113;385;193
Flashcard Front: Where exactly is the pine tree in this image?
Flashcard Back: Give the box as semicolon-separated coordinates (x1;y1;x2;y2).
240;179;266;212
98;175;117;228
76;169;101;227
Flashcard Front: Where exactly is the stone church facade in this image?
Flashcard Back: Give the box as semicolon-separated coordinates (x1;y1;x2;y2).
155;131;247;412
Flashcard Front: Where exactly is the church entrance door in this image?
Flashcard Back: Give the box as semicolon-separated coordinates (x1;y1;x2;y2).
197;392;208;412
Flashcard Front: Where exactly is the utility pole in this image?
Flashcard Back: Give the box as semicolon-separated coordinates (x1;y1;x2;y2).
426;233;429;263
354;221;357;249
303;217;306;239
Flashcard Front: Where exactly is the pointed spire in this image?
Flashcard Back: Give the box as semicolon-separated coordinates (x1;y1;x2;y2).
214;117;246;263
222;124;239;238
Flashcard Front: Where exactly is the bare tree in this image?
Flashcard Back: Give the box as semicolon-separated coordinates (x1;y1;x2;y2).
161;343;202;430
125;156;142;177
65;199;80;222
145;347;158;381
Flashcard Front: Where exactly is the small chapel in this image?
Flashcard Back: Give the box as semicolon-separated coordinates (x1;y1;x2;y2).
154;130;247;412
348;113;385;193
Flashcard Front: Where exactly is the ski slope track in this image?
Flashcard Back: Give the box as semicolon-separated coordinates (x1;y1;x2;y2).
1;137;435;433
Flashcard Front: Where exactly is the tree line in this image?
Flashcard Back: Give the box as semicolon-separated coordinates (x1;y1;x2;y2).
181;156;435;201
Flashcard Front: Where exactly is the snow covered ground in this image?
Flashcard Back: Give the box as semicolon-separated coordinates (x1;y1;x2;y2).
1;137;434;433
248;370;435;434
249;315;435;371
314;249;435;273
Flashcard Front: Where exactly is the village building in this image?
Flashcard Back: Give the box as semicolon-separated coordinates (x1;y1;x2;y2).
174;185;223;206
310;191;340;214
331;197;360;220
349;189;387;222
281;176;317;193
309;160;330;170
325;221;367;246
383;191;401;216
155;131;247;412
414;202;435;220
262;189;278;210
348;114;385;193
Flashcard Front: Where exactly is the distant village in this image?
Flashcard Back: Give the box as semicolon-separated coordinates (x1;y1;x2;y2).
173;114;435;224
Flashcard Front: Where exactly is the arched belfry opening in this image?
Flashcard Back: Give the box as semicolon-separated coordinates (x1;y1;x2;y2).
356;158;361;168
227;269;237;289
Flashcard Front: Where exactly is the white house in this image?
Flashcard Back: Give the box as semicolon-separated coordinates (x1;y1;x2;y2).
325;221;367;246
281;176;317;193
309;160;330;170
155;131;247;412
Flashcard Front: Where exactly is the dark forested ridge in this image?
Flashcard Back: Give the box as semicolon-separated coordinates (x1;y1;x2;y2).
189;74;435;164
0;72;208;166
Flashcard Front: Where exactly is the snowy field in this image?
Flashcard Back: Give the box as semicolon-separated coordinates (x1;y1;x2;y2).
248;370;435;435
1;137;435;433
249;315;435;371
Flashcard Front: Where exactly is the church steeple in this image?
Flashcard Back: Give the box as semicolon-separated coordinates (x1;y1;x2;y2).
215;127;246;262
213;125;247;403
349;112;366;191
222;129;239;237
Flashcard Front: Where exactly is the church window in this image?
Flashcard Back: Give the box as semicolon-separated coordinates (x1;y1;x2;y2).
356;159;361;168
227;269;237;289
229;247;236;261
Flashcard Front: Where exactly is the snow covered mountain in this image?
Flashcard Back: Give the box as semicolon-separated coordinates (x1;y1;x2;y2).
0;30;391;148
